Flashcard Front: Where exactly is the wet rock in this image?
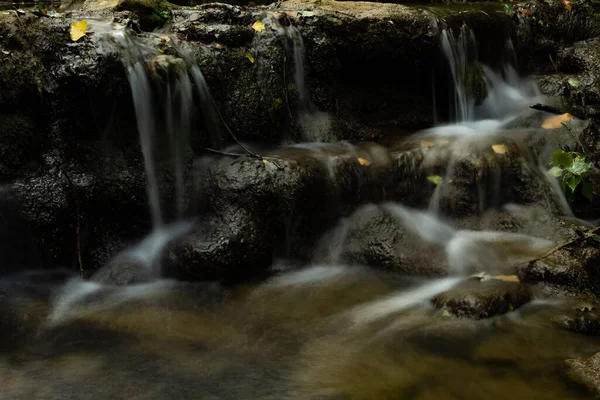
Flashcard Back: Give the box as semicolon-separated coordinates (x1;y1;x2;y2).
90;258;150;285
553;308;600;335
317;204;448;276
420;134;566;217
518;242;600;296
567;352;600;397
432;279;533;319
171;143;397;280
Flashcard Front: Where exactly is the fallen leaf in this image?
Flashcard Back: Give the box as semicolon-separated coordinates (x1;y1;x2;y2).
357;157;371;166
420;140;434;148
492;275;520;283
542;113;572;129
245;52;255;63
70;20;88;42
285;11;297;18
519;7;533;16
427;175;442;185
262;159;269;165
491;144;506;154
568;76;580;87
562;0;572;11
215;43;224;49
252;20;265;32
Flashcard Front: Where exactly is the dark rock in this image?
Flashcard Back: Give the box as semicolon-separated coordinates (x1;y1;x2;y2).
518;243;600;296
315;204;448;276
553;308;600;335
171;143;397;280
432;279;533;319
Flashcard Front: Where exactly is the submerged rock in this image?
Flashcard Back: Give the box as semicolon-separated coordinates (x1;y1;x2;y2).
567;353;600;397
432;278;533;319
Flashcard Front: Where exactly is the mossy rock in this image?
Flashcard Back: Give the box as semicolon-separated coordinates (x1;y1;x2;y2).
116;0;172;31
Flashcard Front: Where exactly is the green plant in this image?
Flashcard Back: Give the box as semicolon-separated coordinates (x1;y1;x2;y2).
549;149;594;203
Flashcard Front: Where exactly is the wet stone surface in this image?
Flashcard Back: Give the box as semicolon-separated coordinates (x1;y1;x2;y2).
432;278;533;319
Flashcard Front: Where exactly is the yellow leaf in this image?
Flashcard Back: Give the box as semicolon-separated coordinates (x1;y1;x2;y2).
492;275;520;283
246;52;255;63
420;140;434;148
262;159;269;165
427;175;442;185
491;144;506;154
70;20;88;42
252;20;265;32
542;113;572;129
357;157;371;166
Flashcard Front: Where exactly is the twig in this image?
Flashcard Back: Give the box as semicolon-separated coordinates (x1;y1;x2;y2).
11;9;23;26
530;103;585;119
530;103;565;115
519;226;600;266
76;204;84;278
201;146;249;157
210;98;262;160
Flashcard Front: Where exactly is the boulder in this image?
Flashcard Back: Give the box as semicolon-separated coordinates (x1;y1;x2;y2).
432;278;533;319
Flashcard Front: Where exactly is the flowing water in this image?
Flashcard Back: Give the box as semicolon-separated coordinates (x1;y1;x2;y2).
1;18;600;400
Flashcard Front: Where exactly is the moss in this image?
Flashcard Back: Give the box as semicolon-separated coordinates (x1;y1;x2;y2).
116;0;172;31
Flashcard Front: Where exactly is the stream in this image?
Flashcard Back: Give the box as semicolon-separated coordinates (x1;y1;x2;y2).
1;5;600;400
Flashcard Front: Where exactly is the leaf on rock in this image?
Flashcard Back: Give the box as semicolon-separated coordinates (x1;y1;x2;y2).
561;0;572;11
70;20;88;42
551;149;573;168
491;144;506;154
568;76;581;88
245;52;255;63
542;113;572;129
582;182;594;201
492;275;520;283
420;140;434;148
252;20;265;32
548;166;564;178
427;175;442;185
567;155;592;176
519;8;533;16
357;157;371;166
566;175;582;192
442;310;451;318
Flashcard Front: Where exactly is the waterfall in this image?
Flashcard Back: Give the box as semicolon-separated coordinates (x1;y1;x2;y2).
439;25;540;125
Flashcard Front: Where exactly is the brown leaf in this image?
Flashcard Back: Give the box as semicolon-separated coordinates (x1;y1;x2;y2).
562;0;572;11
542;113;573;129
519;8;533;16
420;140;434;148
492;275;520;283
357;157;371;166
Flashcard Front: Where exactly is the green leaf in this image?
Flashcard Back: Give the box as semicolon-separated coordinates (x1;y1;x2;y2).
427;175;443;185
568;77;581;88
566;175;582;192
567;155;593;176
548;166;563;178
552;149;573;168
592;235;600;242
582;182;594;201
442;310;451;318
508;304;515;312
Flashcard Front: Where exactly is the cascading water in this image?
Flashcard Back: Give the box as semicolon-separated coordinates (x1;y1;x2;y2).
437;24;540;130
5;15;600;400
252;14;331;141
